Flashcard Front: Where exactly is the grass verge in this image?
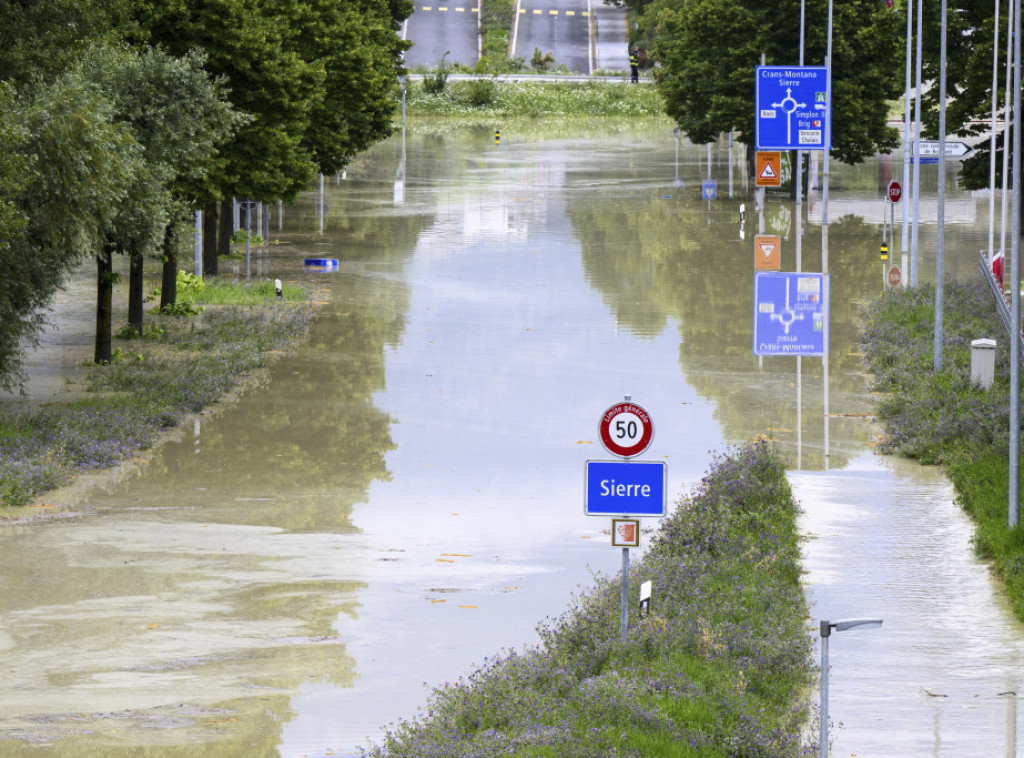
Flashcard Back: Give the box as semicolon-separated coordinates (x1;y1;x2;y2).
860;277;1024;619
362;441;814;757
404;78;668;131
0;277;315;507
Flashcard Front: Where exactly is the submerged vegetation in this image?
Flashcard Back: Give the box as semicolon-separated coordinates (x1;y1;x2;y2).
363;442;814;757
0;279;314;507
860;278;1024;620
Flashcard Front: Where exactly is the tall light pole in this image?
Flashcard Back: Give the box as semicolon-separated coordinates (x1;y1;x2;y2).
933;0;948;371
796;0;805;206
901;0;913;278
1011;0;1021;528
911;0;924;286
989;0;1002;266
819;618;884;758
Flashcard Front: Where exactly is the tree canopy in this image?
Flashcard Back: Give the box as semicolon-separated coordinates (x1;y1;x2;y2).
650;0;905;164
134;0;412;203
0;0;413;389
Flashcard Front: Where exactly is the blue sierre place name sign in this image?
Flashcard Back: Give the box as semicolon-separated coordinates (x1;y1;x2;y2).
585;460;667;517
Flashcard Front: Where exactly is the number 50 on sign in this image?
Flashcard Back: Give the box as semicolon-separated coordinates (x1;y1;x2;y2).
599;402;654;458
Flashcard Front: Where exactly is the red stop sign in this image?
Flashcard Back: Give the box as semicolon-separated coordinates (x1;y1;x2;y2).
887;180;902;204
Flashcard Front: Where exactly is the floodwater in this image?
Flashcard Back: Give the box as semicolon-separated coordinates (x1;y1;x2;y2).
0;123;1019;756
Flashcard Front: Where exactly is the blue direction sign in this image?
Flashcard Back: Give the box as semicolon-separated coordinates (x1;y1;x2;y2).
756;66;829;151
753;272;830;356
585;460;667;517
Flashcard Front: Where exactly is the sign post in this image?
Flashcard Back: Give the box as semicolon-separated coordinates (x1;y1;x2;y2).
588;397;666;641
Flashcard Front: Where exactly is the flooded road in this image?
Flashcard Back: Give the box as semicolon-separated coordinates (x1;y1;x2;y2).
0;124;1019;756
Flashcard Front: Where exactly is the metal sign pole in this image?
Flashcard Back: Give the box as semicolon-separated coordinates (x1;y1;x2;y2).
1011;0;1021;528
620;546;629;641
819;624;830;758
934;0;947;371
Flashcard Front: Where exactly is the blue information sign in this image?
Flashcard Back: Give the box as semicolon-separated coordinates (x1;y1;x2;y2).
753;272;830;356
701;179;717;200
756;66;829;151
585;460;667;517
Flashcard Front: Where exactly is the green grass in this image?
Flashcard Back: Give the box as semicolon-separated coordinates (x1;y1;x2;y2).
185;278;306;306
404;78;669;131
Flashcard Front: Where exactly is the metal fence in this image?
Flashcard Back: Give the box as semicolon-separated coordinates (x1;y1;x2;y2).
978;249;1024;362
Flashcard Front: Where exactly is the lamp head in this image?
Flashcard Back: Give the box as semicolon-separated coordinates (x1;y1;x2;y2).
834;618;883;633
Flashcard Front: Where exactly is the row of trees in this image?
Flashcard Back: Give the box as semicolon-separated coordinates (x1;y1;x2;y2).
615;0;1009;188
0;0;412;389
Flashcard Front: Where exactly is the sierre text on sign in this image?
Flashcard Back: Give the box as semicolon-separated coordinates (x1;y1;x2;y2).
585;460;667;517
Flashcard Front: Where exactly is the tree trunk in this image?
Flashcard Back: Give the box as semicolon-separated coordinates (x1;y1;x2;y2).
128;250;144;337
203;200;218;276
95;241;115;364
160;223;177;310
218;200;233;258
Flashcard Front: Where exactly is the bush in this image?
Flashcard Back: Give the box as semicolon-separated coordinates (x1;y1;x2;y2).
422;53;451;95
463;78;497;107
531;48;556;71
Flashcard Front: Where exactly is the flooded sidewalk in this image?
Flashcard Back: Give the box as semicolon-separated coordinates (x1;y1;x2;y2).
796;454;1024;757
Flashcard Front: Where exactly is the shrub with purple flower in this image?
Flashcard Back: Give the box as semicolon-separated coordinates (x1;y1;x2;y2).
363;442;815;757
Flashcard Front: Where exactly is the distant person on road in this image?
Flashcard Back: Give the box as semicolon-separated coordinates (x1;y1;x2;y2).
629;49;639;83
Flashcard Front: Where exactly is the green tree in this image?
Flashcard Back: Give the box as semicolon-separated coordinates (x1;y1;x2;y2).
922;1;1015;193
1;74;140;385
73;45;241;343
0;0;135;88
0;0;140;388
653;0;905;165
133;0;411;273
294;0;412;175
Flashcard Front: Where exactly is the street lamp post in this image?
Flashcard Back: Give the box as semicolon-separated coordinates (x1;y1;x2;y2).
819;617;883;758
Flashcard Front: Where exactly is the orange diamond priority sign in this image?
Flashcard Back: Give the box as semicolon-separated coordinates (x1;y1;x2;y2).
756;151;782;188
754;235;781;270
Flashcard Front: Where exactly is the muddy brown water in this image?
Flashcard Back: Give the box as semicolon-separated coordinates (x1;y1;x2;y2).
1;125;1021;756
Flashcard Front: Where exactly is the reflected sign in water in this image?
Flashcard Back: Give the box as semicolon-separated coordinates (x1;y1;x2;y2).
753;271;830;356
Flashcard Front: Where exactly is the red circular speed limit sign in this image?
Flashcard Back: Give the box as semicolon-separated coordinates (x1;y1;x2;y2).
887;180;902;204
599;402;654;458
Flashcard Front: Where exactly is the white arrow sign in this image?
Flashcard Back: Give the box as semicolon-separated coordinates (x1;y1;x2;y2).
915;140;973;158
